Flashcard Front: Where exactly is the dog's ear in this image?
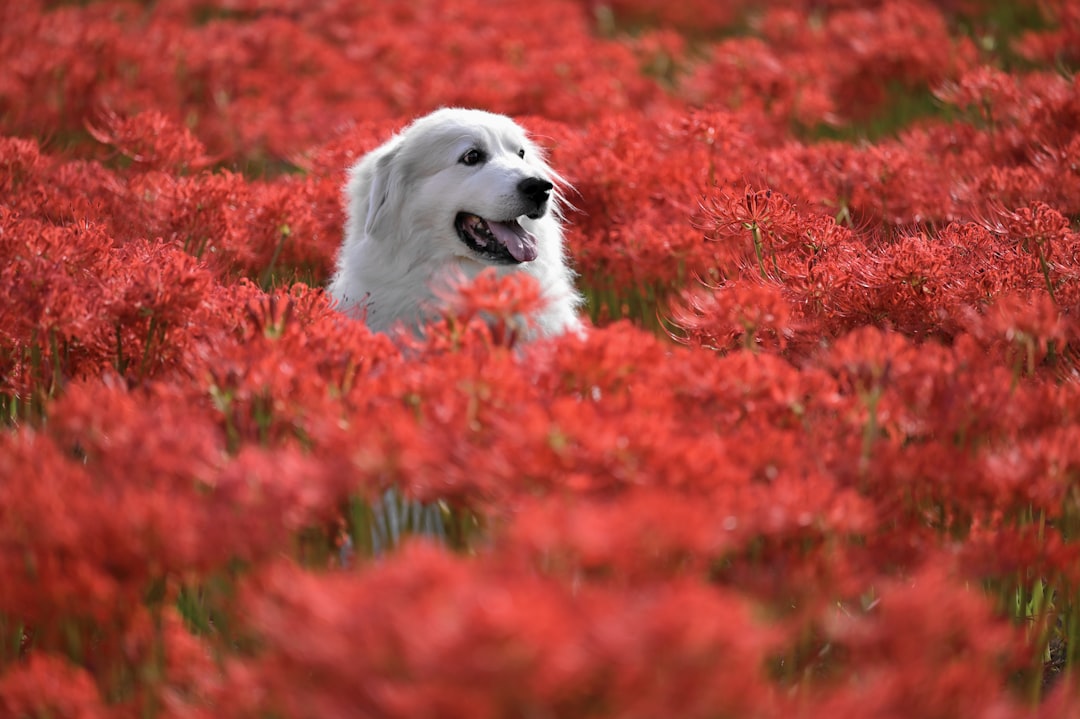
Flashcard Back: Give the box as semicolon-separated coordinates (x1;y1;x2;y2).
363;147;404;239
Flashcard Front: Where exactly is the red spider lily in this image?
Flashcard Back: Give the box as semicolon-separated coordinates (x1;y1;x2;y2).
192;283;398;451
668;280;795;353
699;184;803;280
0;137;41;194
686;0;975;126
105;239;219;379
547;112;722;290
0;653;106;719
962;520;1080;590
425;269;551;350
0;134;343;284
0;378;358;636
936;70;1080;214
124;605;224;716
231;546;781;719
0;215;114;397
816;564;1025;718
85;109;213;173
685;34;839;129
1015;1;1080;69
0;1;674;164
965;292;1072;378
591;0;749;34
0;430;133;629
810;322;1080;537
935;66;1024;124
993;203;1080;305
502;483;874;586
825;1;978;118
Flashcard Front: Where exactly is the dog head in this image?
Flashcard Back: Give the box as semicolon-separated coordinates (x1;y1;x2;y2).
333;108;582;337
348;108;563;268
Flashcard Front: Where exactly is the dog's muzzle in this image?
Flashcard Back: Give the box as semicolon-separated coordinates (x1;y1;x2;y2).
455;212;538;264
454;176;552;264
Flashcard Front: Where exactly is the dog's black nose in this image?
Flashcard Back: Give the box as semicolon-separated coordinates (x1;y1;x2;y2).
518;177;553;206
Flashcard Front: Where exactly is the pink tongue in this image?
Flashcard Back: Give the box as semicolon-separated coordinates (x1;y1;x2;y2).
487;220;538;262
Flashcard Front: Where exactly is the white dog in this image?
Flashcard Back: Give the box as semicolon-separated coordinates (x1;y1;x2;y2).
328;108;582;338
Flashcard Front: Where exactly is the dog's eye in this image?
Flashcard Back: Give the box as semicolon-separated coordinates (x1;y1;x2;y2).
517;148;525;159
459;149;485;166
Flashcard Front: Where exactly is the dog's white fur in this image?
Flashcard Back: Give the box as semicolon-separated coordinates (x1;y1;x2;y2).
328;108;582;337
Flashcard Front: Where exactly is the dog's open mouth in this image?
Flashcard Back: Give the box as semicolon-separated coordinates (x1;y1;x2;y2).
455;212;538;264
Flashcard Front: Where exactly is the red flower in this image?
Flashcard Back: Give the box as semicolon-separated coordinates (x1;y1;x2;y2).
0;653;106;719
668;280;794;353
85;109;212;173
425;268;550;349
819;564;1023;718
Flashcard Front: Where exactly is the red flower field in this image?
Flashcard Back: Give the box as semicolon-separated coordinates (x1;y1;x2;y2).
3;0;1080;716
